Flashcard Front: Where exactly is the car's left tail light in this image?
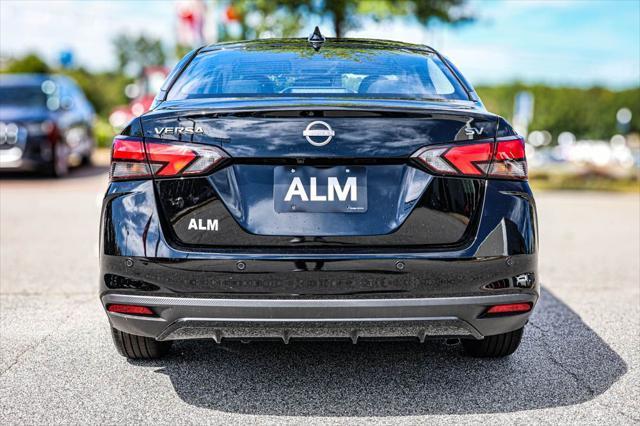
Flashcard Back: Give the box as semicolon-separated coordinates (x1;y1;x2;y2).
110;137;229;181
412;136;527;180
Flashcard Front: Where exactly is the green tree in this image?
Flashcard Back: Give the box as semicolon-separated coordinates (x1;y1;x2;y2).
220;0;307;40
1;53;51;74
60;67;132;117
476;84;640;141
113;34;166;75
227;0;472;39
316;0;473;38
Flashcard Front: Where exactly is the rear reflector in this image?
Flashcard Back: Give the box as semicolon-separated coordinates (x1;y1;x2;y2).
412;136;527;180
110;136;228;181
485;302;532;315
106;304;155;316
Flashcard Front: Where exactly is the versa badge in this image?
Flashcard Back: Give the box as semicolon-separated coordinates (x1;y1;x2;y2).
155;127;204;136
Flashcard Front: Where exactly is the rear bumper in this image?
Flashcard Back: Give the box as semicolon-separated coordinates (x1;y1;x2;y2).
0;153;46;171
102;292;538;342
0;135;52;171
100;178;538;341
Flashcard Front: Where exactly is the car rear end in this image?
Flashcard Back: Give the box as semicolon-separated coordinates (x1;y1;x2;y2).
0;74;94;176
0;76;58;172
99;39;538;359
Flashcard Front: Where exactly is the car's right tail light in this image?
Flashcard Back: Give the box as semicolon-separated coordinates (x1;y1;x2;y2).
110;136;229;181
412;136;527;180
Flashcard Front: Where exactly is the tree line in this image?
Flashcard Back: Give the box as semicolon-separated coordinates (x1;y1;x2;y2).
2;51;638;143
477;84;639;141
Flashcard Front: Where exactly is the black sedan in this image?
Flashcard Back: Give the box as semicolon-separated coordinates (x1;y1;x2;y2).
100;30;538;360
0;74;95;176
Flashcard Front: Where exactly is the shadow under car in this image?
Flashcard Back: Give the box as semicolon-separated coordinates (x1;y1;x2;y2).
130;288;626;416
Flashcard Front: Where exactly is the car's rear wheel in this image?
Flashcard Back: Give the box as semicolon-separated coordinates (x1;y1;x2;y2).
44;142;70;177
463;327;524;357
110;327;172;359
80;151;93;166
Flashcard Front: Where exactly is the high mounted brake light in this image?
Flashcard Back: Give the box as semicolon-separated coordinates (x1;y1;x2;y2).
412;136;527;180
110;136;229;181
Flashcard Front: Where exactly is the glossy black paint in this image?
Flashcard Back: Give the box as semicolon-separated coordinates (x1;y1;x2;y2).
142;103;496;157
101;253;537;300
138;102;499;246
100;39;539;331
100;176;537;298
155;174;483;247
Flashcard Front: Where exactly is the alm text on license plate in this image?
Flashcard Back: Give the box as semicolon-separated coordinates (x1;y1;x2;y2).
273;166;367;213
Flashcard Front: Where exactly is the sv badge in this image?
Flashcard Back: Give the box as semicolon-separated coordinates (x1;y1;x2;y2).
463;118;484;139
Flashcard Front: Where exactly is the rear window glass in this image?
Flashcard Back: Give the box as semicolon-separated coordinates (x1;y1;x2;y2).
166;47;469;101
0;85;47;108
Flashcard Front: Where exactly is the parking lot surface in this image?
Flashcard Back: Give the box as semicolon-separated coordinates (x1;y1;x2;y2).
1;166;638;424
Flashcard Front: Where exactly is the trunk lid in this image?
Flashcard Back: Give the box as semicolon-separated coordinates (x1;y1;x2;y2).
141;99;496;249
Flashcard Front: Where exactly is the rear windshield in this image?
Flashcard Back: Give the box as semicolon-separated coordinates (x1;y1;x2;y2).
0;85;47;108
166;47;469;101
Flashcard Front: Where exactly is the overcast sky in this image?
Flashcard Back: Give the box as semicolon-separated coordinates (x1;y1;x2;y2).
1;0;639;88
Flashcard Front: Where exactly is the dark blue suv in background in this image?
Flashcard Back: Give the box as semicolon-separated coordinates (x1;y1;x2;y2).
0;74;95;177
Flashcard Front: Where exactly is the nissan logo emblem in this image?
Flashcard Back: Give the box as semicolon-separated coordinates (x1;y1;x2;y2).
303;121;335;146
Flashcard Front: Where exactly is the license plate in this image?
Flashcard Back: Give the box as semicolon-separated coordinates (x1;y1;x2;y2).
0;147;23;163
274;166;367;213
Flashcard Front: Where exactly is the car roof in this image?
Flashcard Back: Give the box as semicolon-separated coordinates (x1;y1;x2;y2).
200;37;437;54
0;73;71;87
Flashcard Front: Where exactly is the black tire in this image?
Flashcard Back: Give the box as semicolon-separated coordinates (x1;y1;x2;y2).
81;133;96;166
463;327;524;357
110;327;172;359
44;143;69;178
80;152;93;167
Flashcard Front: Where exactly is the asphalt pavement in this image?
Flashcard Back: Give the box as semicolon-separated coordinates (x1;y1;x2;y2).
0;164;638;425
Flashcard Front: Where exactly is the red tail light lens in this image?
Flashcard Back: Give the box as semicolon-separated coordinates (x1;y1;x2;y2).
488;137;527;179
443;143;492;176
106;304;155;316
43;121;61;143
484;302;532;316
111;138;152;180
110;137;228;181
412;136;527;180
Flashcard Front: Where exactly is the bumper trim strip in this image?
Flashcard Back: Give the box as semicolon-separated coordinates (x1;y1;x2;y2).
102;293;537;341
102;293;533;308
